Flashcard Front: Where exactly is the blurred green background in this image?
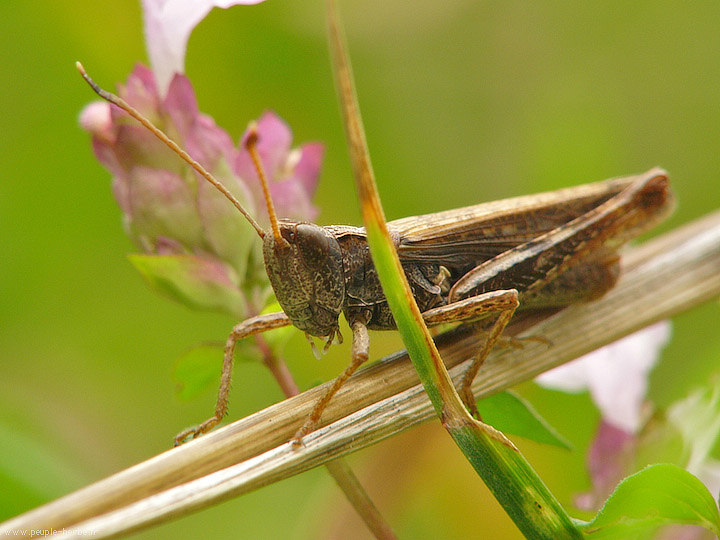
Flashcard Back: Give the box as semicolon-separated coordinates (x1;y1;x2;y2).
2;1;719;538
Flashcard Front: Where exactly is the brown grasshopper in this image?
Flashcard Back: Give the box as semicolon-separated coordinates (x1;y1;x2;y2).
77;8;674;447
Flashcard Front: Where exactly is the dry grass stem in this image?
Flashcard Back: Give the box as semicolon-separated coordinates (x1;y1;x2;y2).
1;210;719;539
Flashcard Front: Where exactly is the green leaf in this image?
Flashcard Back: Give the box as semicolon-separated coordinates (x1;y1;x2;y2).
581;463;720;538
173;342;260;401
128;254;247;318
477;391;571;449
173;344;224;402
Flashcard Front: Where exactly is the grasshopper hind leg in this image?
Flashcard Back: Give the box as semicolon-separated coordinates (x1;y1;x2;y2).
455;256;620;418
521;256;620;309
420;289;521;417
457;300;519;419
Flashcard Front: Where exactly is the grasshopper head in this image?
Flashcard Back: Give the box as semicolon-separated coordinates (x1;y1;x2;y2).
263;220;345;338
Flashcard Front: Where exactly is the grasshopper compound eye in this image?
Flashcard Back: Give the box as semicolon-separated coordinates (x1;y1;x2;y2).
296;224;331;266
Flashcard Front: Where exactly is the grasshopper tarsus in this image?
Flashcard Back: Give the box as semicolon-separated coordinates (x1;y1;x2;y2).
461;386;481;420
174;416;222;447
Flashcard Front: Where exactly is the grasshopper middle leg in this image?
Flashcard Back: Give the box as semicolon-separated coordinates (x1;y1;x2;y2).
292;319;370;445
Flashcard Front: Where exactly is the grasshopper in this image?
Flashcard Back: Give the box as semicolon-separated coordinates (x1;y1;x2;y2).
77;7;674;447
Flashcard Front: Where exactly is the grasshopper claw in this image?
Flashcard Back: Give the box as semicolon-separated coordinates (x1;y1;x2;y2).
174;416;221;446
290;418;315;448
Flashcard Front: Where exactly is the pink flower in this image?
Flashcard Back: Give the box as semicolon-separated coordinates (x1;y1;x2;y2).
575;421;637;512
80;66;322;318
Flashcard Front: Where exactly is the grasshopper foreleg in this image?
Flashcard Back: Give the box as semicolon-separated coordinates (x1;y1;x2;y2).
174;311;291;446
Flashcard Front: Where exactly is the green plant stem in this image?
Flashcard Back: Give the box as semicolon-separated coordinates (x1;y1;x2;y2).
325;2;584;537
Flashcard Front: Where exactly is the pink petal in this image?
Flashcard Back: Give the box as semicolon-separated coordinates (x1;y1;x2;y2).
236;111;293;183
110;172;132;215
118;64;161;117
163;72;200;127
78;101;114;144
270;178;319;222
254;111;293;177
164;74;235;166
141;0;267;94
191;114;237;165
575;421;636;512
536;321;672;432
293;142;324;194
91;136;124;179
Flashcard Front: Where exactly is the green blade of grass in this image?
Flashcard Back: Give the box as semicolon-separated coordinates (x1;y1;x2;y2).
326;1;583;538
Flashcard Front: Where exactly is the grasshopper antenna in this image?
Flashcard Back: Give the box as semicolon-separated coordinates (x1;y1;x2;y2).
76;61;266;239
244;124;286;247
